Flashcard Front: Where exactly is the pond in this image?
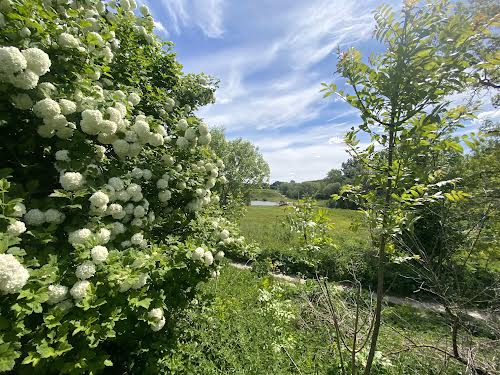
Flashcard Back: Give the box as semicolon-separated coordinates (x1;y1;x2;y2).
250;200;280;206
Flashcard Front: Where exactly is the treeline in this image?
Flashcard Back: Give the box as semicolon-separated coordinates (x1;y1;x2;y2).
270;157;364;207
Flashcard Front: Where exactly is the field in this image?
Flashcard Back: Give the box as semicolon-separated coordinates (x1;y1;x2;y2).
240;205;369;249
237;205;377;285
171;265;496;374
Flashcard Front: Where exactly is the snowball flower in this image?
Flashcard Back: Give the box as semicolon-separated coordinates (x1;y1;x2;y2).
55;149;70;162
87;32;104;46
133;205;146;218
184;127;196;141
7;220;26;236
203;251;214;266
80;109;103;135
10;69;39;90
108;177;124;191
127;183;141;196
59;99;77;115
47;284;68;304
11;93;33;109
112;139;129;157
89;191;109;207
22;48;51;76
219;229;230;240
44;209;64;224
191;247;205;261
131;232;144;245
131;168;143;179
177;119;188;131
148;307;163;321
58;32;79;48
75;261;96;279
139;4;150;16
33;98;61;119
176;137;189;149
68;228;92;246
152;317;166;332
91;246;109;264
70;280;90;300
0;254;29;294
156;179;168;189
0;46;26;74
108;203;125;219
12;203;26;217
99;119;117;135
60;172;84;191
128;92;141;106
24;209;45;226
132;273;148;289
111;222;126;235
19;27;31;38
96;228;111;244
142;169;152;180
215;251;225;261
158;190;171;202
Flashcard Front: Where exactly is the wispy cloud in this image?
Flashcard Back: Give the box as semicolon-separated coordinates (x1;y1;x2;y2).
159;0;225;38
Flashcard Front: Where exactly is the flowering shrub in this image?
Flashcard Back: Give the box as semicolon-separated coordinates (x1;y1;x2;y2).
0;0;244;372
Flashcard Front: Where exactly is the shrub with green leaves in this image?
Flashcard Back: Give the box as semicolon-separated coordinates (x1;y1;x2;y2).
0;0;247;372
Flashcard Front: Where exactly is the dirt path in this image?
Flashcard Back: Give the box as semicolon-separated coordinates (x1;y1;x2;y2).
229;262;495;322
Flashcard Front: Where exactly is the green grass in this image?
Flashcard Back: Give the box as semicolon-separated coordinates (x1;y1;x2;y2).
249;188;288;202
168;266;495;374
240;206;369;251
238;206;373;280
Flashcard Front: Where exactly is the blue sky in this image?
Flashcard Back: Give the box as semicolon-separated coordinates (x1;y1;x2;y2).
138;0;499;182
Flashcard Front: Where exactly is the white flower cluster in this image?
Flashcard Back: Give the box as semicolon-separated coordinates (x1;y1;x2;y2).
24;208;65;226
0;254;29;294
0;46;50;90
33;98;77;139
47;284;68;305
175;119;212;149
86;176;153;229
148;307;166;332
59;172;85;191
70;280;90;300
12;203;26;217
111;114;168;158
91;245;109;264
191;247;215;266
7;220;27;236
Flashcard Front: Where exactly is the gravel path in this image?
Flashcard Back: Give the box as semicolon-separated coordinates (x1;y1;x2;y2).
229;262;495;321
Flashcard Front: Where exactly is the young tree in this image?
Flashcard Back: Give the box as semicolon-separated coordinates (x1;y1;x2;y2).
324;1;498;373
209;127;270;205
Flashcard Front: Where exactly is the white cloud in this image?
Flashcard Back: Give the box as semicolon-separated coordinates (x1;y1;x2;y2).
159;0;225;38
279;0;377;69
477;108;500;122
154;21;167;34
265;143;349;182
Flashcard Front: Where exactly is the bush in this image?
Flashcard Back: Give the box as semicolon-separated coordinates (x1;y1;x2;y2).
0;1;247;373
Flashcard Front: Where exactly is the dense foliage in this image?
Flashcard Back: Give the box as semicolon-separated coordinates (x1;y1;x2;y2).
0;0;252;373
324;0;498;372
210;127;270;205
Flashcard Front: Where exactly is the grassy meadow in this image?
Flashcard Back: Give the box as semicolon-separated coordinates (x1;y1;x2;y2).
238;205;376;284
240;205;369;250
170;265;496;374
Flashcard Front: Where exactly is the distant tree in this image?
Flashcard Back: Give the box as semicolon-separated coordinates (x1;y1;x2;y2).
270;181;283;190
210;128;270;205
325;168;343;183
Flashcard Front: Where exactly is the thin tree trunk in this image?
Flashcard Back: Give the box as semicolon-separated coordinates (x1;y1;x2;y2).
363;125;395;374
